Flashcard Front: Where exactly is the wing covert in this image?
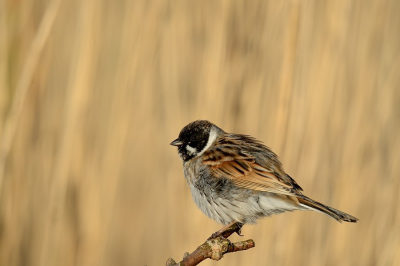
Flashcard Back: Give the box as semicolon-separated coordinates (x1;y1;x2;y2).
202;135;303;195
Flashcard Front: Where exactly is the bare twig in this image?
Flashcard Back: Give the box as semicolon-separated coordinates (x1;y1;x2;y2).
166;223;255;266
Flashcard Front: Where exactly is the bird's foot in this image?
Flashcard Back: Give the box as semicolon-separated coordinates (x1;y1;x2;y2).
236;224;244;236
208;222;244;240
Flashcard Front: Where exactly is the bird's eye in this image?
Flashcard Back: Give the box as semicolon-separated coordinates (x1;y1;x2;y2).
190;136;196;141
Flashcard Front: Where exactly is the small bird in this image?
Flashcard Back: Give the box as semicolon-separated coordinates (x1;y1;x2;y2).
171;120;358;232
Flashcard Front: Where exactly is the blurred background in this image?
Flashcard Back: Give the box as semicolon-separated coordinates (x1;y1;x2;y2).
1;0;399;265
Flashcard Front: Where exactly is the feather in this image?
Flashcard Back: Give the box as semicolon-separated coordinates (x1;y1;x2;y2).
202;134;302;196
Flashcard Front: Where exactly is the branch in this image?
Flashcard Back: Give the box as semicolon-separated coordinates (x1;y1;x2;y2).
166;222;255;266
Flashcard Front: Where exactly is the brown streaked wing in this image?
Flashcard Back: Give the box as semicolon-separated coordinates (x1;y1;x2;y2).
202;146;297;196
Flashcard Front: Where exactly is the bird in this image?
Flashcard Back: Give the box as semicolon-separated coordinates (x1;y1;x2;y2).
170;120;358;234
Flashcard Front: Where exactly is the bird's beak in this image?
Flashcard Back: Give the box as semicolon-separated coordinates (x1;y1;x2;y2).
170;139;183;146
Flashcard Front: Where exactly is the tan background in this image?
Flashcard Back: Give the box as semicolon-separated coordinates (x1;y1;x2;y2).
1;0;400;265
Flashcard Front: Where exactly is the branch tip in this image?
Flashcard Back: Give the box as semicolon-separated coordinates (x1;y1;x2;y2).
166;222;255;266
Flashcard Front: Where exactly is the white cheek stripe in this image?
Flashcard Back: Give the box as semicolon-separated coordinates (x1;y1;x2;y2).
197;127;218;156
186;145;197;155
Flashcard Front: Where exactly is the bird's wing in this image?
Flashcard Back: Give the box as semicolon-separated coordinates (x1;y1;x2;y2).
202;135;302;196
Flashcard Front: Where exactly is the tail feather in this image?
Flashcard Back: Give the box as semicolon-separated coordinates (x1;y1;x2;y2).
298;196;358;223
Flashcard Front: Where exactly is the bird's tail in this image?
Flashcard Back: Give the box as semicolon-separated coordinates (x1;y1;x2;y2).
298;196;358;223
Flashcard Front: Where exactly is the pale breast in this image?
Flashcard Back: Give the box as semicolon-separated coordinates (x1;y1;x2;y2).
183;158;257;224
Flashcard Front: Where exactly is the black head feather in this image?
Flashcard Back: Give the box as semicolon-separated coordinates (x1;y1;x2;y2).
171;120;214;161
